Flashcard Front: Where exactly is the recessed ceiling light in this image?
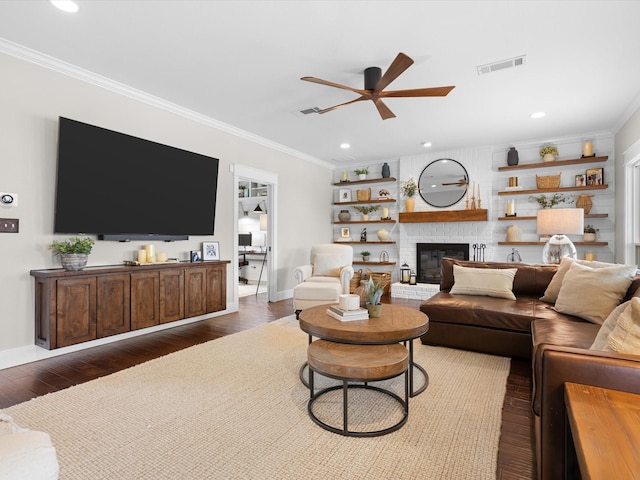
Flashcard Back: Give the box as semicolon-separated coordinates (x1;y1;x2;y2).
530;112;546;119
340;143;350;149
422;142;432;148
50;1;79;13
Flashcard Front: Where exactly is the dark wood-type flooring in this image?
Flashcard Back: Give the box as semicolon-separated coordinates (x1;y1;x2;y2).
0;293;534;479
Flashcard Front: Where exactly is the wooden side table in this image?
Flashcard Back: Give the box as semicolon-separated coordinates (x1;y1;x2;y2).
565;382;640;479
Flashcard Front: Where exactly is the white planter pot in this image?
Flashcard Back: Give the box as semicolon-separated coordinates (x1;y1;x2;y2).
583;233;597;242
358;174;367;180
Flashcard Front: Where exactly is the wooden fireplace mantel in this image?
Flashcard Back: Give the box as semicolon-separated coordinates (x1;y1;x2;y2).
399;209;488;223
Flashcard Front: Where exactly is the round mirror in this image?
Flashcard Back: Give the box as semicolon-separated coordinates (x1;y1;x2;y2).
418;158;469;208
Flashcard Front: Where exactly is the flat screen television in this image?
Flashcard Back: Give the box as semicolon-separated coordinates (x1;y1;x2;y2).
54;117;219;241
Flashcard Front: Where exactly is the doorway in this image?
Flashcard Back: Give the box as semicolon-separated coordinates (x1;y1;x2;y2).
233;164;278;304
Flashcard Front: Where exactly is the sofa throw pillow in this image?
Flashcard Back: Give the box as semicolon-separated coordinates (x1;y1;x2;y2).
606;297;640;354
312;253;342;277
450;265;517;300
590;301;630;350
554;262;637;324
540;257;618;304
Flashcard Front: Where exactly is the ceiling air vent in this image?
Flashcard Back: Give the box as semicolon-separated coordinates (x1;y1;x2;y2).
477;55;526;75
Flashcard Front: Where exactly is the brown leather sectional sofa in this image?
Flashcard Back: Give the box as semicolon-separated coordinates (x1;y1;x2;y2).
419;258;640;480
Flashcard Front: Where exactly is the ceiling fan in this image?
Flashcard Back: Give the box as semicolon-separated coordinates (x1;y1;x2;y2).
301;52;455;120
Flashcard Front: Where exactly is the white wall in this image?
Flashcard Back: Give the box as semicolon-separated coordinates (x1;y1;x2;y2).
0;51;331;354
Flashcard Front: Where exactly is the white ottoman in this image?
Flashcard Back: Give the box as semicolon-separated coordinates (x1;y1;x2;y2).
293;281;342;318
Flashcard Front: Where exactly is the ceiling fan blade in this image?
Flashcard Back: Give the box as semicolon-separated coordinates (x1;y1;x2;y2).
382;86;456;98
301;76;368;95
373;99;396;120
317;96;367;114
373;52;414;93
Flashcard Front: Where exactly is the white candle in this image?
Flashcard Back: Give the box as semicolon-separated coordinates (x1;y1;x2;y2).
157;252;168;263
382;207;389;218
137;249;146;263
341;170;348;181
506;200;515;216
145;244;155;263
583;141;593;157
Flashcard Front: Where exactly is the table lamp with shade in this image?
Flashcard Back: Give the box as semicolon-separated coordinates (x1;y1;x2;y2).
536;208;584;264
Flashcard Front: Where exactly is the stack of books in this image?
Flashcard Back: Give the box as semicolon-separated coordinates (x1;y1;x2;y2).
326;305;369;322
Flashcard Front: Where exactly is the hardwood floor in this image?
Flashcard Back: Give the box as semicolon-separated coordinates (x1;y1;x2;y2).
0;293;535;479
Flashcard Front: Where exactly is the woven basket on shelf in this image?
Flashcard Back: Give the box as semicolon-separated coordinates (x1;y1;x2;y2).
365;269;391;294
536;173;561;189
349;269;363;293
356;188;371;201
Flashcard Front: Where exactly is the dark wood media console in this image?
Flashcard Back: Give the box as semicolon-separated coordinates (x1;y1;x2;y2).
31;261;229;350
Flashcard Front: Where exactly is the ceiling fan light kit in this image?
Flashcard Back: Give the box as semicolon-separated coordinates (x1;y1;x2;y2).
301;52;455;120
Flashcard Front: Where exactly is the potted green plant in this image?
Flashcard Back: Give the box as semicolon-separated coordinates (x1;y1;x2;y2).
48;236;95;271
583;225;598;242
238;185;247;197
354;167;369;180
539;145;559;162
353;205;380;220
366;277;384;317
529;193;572;208
360;250;371;261
400;177;418;212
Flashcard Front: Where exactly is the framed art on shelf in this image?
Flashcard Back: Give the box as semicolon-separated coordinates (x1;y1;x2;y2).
338;188;351;203
586;168;603;186
341;227;350;238
202;241;220;261
575;174;586;187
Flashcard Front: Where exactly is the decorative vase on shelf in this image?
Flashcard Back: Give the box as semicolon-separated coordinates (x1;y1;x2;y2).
507;147;519;166
338;210;351;222
381;162;390;178
506;225;522;242
543;153;556;162
405;197;415;212
377;229;389;241
576;194;593;215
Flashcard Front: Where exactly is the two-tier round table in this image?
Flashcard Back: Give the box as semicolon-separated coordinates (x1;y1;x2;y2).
298;304;429;396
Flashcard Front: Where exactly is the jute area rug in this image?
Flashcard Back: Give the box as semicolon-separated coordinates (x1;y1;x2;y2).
5;316;510;479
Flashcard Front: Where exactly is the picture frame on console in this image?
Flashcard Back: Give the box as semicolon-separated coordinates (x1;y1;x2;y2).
202;241;220;261
190;250;202;262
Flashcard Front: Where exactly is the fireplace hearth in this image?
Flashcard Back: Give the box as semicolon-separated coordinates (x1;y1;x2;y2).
416;243;469;284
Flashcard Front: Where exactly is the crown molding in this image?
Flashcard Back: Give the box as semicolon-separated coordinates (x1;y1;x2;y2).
0;38;334;170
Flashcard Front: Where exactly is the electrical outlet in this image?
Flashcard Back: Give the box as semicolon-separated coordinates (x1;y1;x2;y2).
0;218;19;233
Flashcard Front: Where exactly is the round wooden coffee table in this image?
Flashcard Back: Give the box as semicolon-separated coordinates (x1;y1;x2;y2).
298;304;429;396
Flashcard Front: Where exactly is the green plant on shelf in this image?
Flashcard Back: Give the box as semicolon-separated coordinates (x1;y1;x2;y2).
539;145;559;157
584;225;598;233
353;205;380;215
529;193;573;209
354;167;369;175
